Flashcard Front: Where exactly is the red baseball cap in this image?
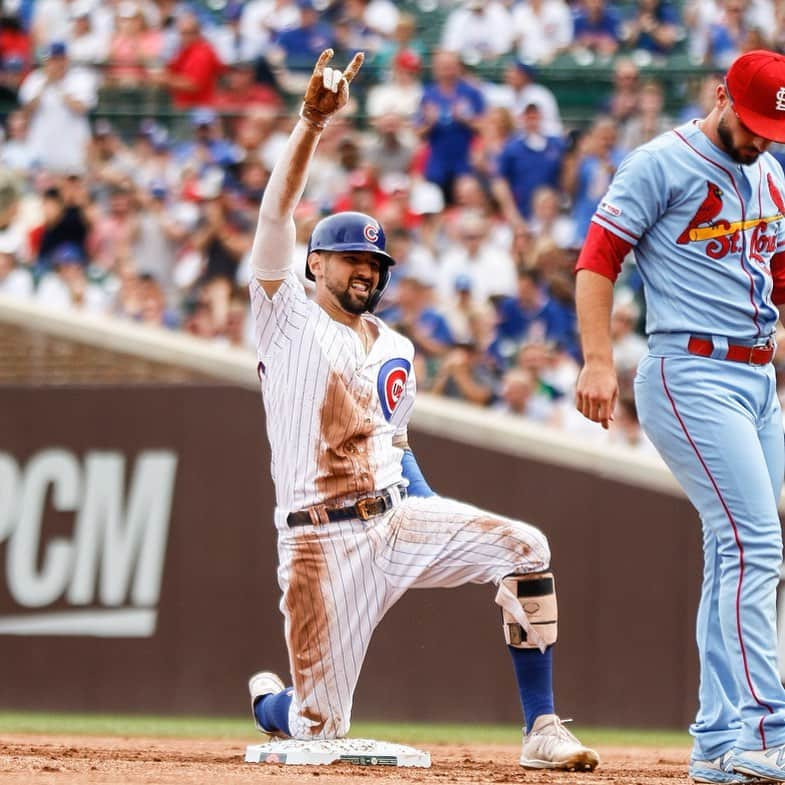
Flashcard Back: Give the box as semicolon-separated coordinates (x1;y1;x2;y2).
725;50;785;142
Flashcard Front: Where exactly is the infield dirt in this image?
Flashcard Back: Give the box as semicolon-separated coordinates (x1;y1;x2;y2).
0;735;692;784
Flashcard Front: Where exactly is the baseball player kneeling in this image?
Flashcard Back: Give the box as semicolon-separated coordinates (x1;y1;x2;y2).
245;49;599;772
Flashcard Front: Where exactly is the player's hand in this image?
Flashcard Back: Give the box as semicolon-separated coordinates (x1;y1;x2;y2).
300;49;364;129
575;362;618;430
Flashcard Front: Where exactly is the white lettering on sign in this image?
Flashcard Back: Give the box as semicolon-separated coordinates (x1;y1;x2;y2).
0;449;178;637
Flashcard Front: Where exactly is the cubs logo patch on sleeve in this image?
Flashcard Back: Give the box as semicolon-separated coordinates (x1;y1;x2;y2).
377;358;411;421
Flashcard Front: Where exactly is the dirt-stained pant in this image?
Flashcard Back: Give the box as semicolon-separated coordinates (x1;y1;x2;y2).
273;492;550;739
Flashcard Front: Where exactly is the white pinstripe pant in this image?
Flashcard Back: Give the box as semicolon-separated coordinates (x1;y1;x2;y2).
274;493;551;739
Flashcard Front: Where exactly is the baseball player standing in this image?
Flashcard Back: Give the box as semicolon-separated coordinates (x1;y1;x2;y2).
575;50;785;784
244;49;599;771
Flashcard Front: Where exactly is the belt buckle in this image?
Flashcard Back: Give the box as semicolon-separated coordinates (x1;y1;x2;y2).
355;495;381;521
749;341;773;364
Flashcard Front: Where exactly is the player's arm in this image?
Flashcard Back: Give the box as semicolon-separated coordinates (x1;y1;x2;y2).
393;435;435;497
574;222;632;429
249;49;364;297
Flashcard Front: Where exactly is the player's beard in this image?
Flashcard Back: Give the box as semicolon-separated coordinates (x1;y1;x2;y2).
329;279;373;314
717;110;761;165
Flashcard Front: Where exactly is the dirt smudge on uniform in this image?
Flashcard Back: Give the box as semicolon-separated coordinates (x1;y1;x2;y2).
475;517;532;559
316;370;375;503
284;536;329;736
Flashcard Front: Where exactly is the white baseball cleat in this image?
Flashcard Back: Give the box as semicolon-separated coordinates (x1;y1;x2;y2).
248;671;287;737
519;714;600;771
689;751;763;784
731;744;785;782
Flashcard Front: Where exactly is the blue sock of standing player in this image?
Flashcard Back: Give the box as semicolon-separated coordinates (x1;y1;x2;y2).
508;645;554;733
254;688;293;735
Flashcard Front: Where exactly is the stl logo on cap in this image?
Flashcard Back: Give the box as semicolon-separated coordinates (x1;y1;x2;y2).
364;222;379;243
777;86;785;111
377;358;410;421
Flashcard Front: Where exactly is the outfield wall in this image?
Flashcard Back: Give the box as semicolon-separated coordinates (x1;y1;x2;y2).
0;295;780;729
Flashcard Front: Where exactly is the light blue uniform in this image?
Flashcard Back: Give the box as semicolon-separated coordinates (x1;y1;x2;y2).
593;120;785;759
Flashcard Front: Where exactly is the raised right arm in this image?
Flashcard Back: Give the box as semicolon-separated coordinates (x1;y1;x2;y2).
249;49;364;297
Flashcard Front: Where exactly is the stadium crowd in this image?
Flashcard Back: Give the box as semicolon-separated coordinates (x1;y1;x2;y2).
1;0;785;449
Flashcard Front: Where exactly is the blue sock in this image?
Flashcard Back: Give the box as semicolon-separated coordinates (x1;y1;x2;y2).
508;645;555;733
254;687;293;736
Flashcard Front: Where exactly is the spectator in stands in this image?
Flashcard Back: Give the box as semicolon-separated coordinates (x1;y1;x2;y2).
431;340;497;404
358;0;400;38
571;0;623;57
35;242;108;312
441;0;514;63
153;10;224;108
373;12;426;72
489;267;576;370
528;185;576;250
132;180;188;301
471;106;516;185
365;48;423;120
378;263;454;384
191;174;253;285
106;1;164;86
1;111;36;174
619;0;682;56
219;285;252;347
18;41;97;174
492;103;566;226
32;179;90;267
416;49;485;203
270;0;335;73
66;1;108;68
618;78;672;151
333;0;384;56
437;210;517;305
704;0;752;67
0;12;31;103
240;0;299;56
365;112;416;178
677;71;721;122
208;2;264;67
214;60;282;113
173;108;242;174
0;240;33;299
485;60;563;137
561;115;623;243
601;57;640;126
89;181;138;271
511;0;574;65
31;0;72;50
494;366;555;421
610;292;647;374
440;273;495;347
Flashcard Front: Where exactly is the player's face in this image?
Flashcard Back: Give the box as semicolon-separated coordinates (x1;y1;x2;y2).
319;252;382;314
717;106;772;164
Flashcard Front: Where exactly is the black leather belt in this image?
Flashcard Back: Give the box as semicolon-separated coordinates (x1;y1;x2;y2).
286;484;407;527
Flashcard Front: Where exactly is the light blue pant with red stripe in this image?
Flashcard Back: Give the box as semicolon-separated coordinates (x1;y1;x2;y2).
635;333;785;760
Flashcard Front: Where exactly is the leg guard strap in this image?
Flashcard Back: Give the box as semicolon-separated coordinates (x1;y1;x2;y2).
496;571;558;653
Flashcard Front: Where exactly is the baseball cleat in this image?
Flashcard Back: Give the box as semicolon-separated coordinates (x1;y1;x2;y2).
689;751;763;783
519;714;600;771
731;745;785;782
248;671;286;737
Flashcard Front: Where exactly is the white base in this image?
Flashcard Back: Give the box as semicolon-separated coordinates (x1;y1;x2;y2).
244;737;431;767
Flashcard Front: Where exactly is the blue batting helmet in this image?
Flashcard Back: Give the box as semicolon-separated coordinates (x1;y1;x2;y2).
306;211;395;312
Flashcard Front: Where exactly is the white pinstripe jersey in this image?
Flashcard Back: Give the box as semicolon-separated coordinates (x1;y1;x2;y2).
250;272;416;519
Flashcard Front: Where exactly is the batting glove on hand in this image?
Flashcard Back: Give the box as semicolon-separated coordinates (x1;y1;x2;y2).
300;49;364;130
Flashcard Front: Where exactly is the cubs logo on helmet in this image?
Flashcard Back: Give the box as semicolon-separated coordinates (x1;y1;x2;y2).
377;358;411;421
364;222;379;243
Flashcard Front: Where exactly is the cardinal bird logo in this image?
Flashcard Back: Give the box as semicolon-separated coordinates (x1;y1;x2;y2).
677;181;724;244
767;173;785;216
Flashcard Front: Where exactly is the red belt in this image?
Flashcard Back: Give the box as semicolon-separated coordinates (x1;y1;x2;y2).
687;336;775;365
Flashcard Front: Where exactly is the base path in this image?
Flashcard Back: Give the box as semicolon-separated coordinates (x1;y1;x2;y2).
0;734;691;785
